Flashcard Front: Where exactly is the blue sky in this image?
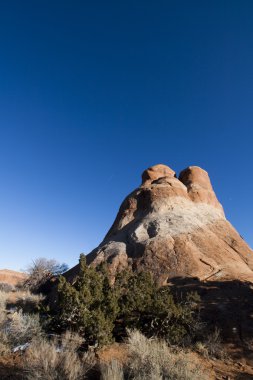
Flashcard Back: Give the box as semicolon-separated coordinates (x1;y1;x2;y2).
0;1;252;270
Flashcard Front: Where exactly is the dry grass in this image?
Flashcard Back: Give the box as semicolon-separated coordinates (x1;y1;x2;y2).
0;291;8;353
0;290;7;311
0;310;42;353
100;360;124;380
126;330;208;380
0;291;9;356
15;289;44;303
0;331;10;355
195;327;228;360
7;289;45;312
0;282;15;293
6;310;42;347
23;331;95;380
0;289;43;355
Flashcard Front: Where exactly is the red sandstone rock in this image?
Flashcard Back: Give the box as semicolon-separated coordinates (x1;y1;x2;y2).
142;164;176;185
179;166;224;213
68;164;253;284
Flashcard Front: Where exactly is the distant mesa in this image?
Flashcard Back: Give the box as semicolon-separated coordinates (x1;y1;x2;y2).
0;269;27;286
66;164;253;284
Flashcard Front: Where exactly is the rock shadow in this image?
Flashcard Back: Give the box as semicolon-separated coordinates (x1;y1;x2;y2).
169;276;253;344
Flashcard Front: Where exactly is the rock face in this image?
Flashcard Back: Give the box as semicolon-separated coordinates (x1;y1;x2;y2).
71;164;253;284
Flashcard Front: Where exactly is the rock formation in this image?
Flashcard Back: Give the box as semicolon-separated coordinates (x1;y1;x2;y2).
68;164;253;284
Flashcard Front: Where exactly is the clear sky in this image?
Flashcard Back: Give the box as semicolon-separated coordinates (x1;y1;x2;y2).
0;1;252;271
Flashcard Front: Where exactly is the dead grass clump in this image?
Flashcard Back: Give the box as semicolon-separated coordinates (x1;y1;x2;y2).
0;291;9;355
4;310;42;348
100;360;124;380
0;290;7;311
100;330;209;380
196;327;228;360
0;308;42;355
0;283;15;293
0;331;10;355
0;289;43;353
23;331;95;380
126;329;208;380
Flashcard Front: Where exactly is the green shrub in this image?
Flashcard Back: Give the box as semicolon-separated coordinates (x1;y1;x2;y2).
115;270;200;345
56;255;117;346
53;255;200;347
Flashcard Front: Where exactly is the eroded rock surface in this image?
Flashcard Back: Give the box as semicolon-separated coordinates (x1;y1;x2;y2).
70;164;253;284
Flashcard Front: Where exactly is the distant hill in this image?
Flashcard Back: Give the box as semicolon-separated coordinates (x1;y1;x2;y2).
0;269;27;286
